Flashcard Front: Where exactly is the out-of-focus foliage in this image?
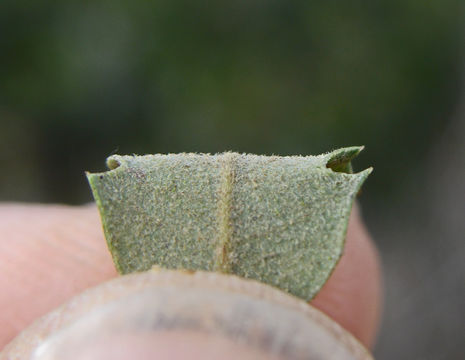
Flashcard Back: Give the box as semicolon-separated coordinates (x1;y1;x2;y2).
0;0;462;204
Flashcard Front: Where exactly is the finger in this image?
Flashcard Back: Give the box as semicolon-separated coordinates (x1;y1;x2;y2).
311;204;383;348
3;269;373;360
0;204;117;349
0;203;381;350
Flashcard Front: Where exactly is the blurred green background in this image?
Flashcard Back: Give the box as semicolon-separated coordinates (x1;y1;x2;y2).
1;1;464;359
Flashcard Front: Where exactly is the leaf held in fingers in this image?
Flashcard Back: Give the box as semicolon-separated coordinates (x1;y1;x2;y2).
87;147;371;300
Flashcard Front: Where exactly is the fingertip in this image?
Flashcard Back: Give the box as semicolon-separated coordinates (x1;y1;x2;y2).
311;205;383;348
0;204;117;348
0;203;382;352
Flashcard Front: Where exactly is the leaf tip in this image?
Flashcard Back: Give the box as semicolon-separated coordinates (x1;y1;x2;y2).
106;155;123;170
325;146;366;174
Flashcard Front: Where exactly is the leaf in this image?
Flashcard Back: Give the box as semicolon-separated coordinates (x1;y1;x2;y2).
87;147;371;300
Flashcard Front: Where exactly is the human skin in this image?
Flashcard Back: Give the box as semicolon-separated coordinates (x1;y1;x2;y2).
0;203;382;356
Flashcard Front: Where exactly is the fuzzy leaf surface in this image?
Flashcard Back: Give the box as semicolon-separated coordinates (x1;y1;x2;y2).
87;147;371;300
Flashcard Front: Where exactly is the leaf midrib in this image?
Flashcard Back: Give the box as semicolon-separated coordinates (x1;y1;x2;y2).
214;153;236;272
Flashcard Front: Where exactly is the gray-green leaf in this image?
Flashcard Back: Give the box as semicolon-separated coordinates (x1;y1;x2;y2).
87;147;371;300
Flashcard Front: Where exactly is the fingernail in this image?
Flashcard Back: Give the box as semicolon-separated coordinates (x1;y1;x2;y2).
3;271;373;360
